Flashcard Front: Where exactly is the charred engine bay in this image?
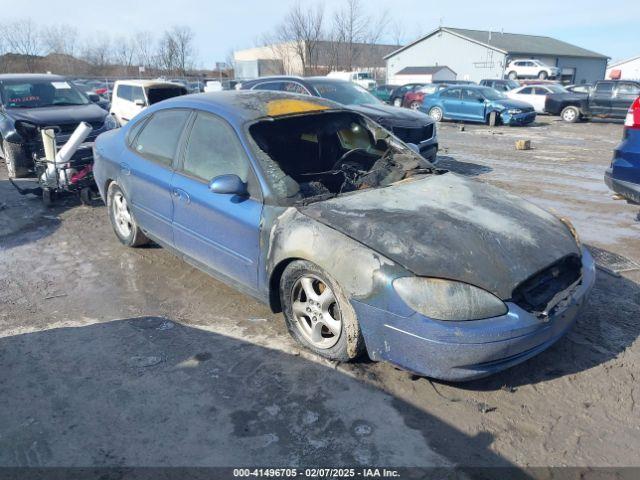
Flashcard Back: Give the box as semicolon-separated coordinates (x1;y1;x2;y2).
249;111;435;203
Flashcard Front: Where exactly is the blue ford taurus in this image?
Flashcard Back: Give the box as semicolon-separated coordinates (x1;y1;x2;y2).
421;85;536;126
93;91;594;381
605;96;640;203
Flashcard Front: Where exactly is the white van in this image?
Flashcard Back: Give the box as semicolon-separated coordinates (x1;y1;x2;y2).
109;80;188;125
326;71;376;90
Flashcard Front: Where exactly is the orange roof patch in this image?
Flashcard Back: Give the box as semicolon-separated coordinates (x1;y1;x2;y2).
266;98;329;117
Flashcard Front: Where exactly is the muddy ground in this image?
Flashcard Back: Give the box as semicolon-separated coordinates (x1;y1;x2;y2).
0;116;639;471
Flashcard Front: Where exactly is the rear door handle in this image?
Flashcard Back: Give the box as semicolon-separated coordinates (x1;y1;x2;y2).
119;162;130;175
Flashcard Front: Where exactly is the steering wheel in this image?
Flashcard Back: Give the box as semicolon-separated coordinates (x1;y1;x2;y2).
331;148;368;171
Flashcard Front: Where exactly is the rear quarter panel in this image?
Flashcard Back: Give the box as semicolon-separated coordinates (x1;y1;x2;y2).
93;129;125;201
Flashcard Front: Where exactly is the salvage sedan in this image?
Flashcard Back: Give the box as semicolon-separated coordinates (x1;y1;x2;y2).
93;91;595;381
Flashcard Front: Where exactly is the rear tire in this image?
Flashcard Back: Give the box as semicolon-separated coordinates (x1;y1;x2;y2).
428;106;444;122
280;260;364;362
561;106;580;123
508;71;518;80
107;182;149;247
538;71;548;80
2;139;31;179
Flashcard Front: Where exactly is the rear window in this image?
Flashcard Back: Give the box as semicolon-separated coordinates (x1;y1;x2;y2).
147;86;187;105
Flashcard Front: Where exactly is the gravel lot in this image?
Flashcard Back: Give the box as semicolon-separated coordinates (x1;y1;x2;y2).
0;115;639;470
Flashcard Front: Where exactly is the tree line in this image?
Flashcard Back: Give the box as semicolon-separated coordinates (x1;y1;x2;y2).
0;19;198;77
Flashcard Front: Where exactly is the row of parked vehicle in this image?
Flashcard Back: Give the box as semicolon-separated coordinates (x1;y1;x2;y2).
0;71;637;382
374;79;640;126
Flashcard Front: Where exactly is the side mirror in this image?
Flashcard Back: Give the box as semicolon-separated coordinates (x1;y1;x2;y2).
134;99;145;107
88;93;100;103
209;174;248;196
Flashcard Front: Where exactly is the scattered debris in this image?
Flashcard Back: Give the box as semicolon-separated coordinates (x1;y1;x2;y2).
475;402;497;414
44;293;67;300
515;139;532;150
458;124;466;132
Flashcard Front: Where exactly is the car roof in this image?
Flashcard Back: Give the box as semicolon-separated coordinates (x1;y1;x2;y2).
152;90;344;123
115;79;183;87
0;73;66;81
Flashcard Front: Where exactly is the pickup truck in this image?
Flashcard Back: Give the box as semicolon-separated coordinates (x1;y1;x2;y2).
553;80;640;123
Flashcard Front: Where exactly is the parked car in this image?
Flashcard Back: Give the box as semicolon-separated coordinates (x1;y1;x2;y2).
371;84;398;103
389;83;426;107
110;80;188;126
479;79;520;92
0;73;117;178
93;90;595;381
240;76;438;162
422;85;536;126
571;80;640;123
507;84;584;121
605;96;640;203
326;71;376;90
402;84;446;110
506;59;560;80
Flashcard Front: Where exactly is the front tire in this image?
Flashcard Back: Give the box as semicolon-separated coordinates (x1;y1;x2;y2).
538;71;548;80
428;106;444;122
107;182;149;247
561;106;580;123
280;260;364;362
508;71;518;80
2;139;31;179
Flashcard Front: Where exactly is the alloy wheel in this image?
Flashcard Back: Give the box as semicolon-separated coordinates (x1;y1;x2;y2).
290;275;342;349
113;191;133;238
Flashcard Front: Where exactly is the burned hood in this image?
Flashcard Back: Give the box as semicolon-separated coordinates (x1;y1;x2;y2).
299;173;581;299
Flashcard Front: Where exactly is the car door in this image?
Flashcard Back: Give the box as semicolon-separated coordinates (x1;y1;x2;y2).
171;111;262;289
461;88;486;121
440;88;462;117
591;82;614;115
612;82;640;119
531;87;549;113
123;108;191;246
129;86;147;120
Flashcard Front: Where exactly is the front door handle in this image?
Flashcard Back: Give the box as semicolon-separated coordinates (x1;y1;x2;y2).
119;162;130;175
172;188;190;204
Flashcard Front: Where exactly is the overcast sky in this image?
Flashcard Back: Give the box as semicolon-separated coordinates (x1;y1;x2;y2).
15;0;639;66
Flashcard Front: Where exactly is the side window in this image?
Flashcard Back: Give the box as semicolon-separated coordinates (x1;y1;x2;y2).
126;116;149;146
253;82;284;91
441;88;461;99
618;83;640;95
282;82;309;95
132;109;190;166
462;89;482;100
533;87;548;95
596;82;614;93
131;86;145;103
117;84;132;101
519;87;534;95
182;112;249;183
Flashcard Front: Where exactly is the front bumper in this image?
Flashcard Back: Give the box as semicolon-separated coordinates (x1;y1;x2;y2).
605;168;640;204
501;110;536;126
353;247;596;381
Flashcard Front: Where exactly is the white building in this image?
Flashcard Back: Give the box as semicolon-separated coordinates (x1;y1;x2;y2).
607;56;640;81
385;27;609;85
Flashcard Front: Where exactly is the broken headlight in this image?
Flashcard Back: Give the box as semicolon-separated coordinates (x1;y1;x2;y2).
393;277;508;321
507;109;522;115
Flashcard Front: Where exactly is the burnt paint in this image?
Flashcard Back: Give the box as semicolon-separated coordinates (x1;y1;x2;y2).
300;173;581;300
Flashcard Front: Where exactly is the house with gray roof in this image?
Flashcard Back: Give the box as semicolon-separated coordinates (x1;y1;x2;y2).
385;27;609;85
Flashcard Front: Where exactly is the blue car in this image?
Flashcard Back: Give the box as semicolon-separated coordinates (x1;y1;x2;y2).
421;85;536;126
605;96;640;203
93;91;594;381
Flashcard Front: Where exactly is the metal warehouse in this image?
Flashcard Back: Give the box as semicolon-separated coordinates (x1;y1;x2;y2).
385;27;609;85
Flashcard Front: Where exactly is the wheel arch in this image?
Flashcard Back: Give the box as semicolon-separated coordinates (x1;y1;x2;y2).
268;257;305;313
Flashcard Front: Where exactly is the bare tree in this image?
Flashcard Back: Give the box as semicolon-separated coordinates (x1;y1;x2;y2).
82;33;113;72
113;36;137;75
171;26;195;75
134;31;156;70
42;24;78;56
0;19;41;71
274;1;325;75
